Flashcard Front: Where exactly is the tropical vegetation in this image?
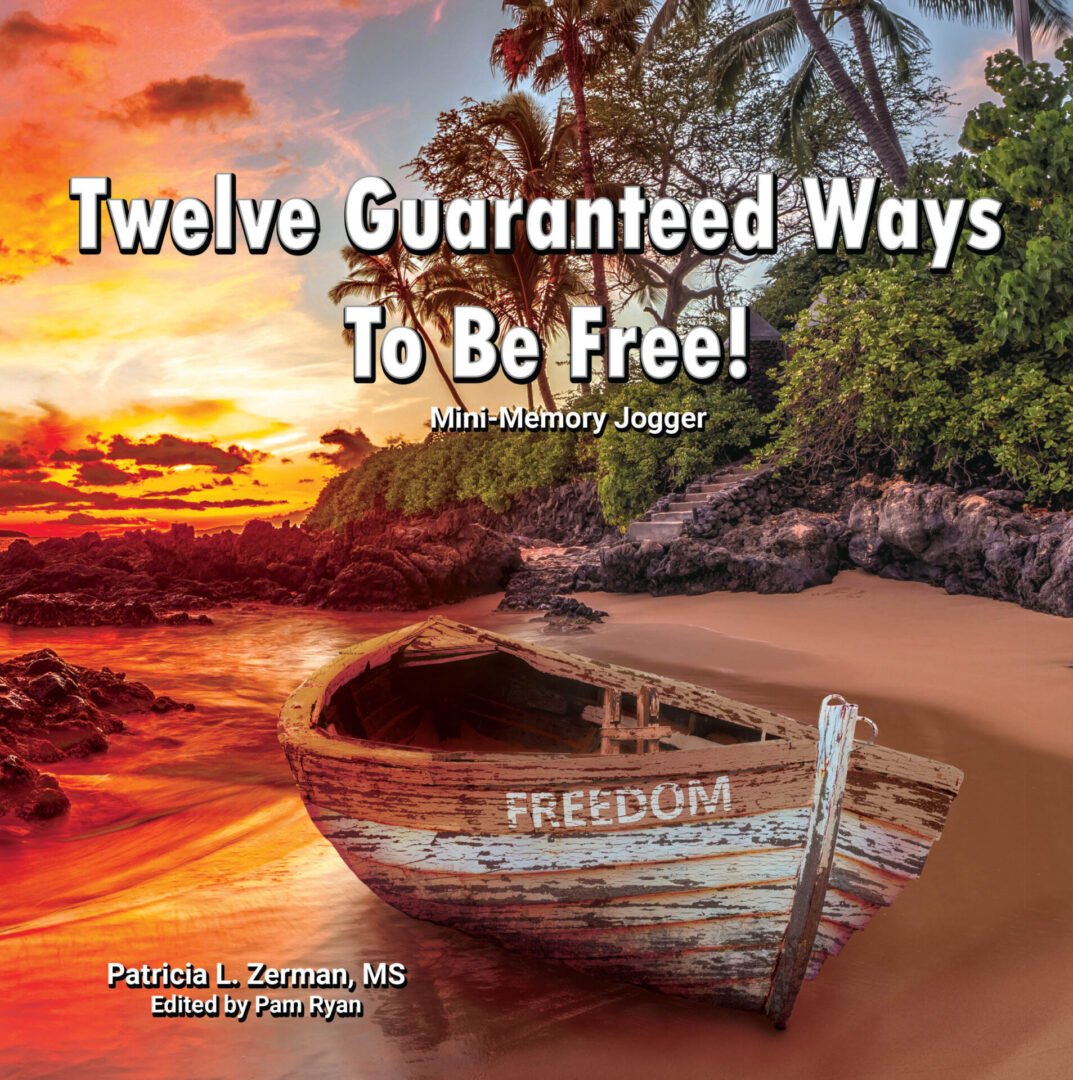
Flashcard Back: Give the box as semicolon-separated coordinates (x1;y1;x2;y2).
768;42;1073;502
313;3;1073;534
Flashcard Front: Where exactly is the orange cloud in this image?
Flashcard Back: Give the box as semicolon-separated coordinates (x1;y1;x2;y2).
0;445;40;470
106;75;254;127
63;512;154;526
75;461;162;486
0;400;330;534
107;433;266;473
50;446;104;464
0;475;282;512
0;402;81;461
0;9;114;70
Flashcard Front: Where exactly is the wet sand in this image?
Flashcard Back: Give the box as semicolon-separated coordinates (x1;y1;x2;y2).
2;572;1072;1078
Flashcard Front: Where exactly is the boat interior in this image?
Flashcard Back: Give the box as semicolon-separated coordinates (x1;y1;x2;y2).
317;644;774;755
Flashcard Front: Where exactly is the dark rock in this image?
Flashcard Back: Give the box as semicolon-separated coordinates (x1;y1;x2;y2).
1;752;36;786
0;593;160;627
150;695;189;713
980;489;1027;507
1;539;43;571
0;649;187;822
0;750;71;820
569;470;1073;616
25;655;68;677
27;671;77;704
0;511;524;618
498;550;587;611
0;751;71;820
159;611;214;626
470;482;613;545
837;481;1073;616
540;595;608;631
21;782;71;820
322;516;521;611
0;681;34;726
580;508;841;598
845;500;885;571
327;553;427;610
49;723;109;756
547;595;606;619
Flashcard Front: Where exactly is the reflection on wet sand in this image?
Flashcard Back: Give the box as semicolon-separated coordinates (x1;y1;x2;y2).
3;574;1072;1078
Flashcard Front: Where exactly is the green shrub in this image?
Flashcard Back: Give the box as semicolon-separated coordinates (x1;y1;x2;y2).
768;266;991;474
768;265;1073;500
594;379;764;528
960;44;1073;359
305;428;584;530
306;377;764;532
767;43;1073;503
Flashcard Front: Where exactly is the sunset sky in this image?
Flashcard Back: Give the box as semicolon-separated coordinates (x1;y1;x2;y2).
0;0;1048;537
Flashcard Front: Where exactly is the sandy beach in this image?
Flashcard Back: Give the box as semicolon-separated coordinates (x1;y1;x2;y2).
2;570;1071;1079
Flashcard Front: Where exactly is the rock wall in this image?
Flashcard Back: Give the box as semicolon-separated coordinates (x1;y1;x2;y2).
0;480;600;622
573;473;1073;617
0;513;521;619
321;509;521;610
842;480;1073;616
469;481;612;545
12;474;1065;618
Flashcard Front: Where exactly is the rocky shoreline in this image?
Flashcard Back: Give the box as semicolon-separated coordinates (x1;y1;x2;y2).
5;472;1073;625
0;649;192;821
5;472;1070;813
564;473;1073;617
0;513;521;625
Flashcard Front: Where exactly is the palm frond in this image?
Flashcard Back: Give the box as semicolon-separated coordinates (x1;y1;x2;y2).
702;8;800;110
532;51;567;92
774;49;823;170
861;2;928;81
328;279;387;306
480;93;557;194
712;8;801;72
638;0;711;59
910;0;1070;36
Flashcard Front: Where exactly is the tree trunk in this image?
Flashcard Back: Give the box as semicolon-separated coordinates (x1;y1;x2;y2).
505;240;559;412
519;294;558;412
403;299;468;410
846;6;910;183
533;366;557;411
564;31;611;383
786;0;909;188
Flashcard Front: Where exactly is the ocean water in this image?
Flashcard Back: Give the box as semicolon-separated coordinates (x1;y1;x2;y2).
2;584;1072;1079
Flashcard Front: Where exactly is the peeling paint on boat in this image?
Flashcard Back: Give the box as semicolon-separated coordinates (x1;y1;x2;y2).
279;617;962;1026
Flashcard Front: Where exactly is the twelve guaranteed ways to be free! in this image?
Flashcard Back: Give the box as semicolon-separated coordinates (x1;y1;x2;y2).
69;172;1004;390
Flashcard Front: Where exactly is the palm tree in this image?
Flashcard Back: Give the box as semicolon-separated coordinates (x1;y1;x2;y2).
491;0;648;318
479;91;577;199
713;1;924;179
429;223;590;411
778;0;909;184
329;240;469;410
409;92;580;409
645;0;1071;188
478;93;576;408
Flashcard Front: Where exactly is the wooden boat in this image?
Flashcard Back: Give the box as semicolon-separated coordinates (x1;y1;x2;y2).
278;617;962;1026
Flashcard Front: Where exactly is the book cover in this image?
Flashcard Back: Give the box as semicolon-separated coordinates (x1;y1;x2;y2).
2;3;1070;1078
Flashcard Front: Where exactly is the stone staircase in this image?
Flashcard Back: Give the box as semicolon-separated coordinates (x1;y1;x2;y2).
625;467;752;542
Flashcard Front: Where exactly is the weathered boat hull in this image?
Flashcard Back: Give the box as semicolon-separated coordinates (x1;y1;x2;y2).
279;618;961;1024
